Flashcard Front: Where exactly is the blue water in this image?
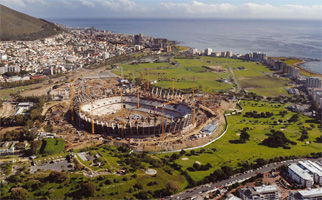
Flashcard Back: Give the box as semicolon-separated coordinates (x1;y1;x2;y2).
49;18;322;74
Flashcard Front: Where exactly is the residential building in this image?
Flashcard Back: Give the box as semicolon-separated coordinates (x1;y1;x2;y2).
288;163;314;187
226;51;233;57
289;67;300;78
289;188;322;200
134;35;141;45
239;184;280;200
8;65;20;73
306;77;322;89
205;48;213;56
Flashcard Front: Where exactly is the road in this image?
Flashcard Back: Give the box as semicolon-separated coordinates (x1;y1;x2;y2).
229;67;241;93
172;158;322;199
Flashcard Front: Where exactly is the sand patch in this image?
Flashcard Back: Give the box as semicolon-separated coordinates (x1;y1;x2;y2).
195;161;201;165
182;157;189;161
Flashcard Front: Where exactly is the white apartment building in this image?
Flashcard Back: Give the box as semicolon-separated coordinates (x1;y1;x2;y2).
289;188;322;200
205;48;213;56
306;77;322;89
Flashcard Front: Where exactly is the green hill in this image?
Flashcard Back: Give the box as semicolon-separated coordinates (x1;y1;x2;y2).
0;4;61;41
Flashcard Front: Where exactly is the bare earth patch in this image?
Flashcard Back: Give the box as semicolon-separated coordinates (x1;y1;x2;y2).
195;161;201;165
181;157;189;161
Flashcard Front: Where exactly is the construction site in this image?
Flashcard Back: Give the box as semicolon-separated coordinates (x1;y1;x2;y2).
45;69;229;152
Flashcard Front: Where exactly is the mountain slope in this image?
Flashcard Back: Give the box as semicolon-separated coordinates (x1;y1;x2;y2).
0;4;61;41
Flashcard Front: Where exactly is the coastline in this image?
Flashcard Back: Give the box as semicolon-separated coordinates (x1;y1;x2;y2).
293;60;322;78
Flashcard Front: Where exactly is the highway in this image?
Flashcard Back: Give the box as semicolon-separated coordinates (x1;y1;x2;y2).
172;157;322;199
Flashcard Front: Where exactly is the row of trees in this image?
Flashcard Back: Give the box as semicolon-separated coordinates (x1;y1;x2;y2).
244;111;274;118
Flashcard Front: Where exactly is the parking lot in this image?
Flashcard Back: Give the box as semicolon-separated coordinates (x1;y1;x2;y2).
30;159;74;172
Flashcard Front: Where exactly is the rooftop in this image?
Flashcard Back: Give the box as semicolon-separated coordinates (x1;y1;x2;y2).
289;163;313;181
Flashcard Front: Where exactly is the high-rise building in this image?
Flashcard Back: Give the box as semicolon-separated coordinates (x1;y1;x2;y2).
134;35;141;45
205;48;212;56
289;67;300;78
306;77;322;89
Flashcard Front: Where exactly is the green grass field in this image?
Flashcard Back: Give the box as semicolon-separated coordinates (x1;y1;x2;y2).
113;56;290;96
39;138;66;155
159;100;322;182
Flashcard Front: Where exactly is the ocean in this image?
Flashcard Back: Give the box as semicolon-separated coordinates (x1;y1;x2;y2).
50;18;322;74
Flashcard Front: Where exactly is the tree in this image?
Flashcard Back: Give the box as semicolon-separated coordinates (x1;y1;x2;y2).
81;182;96;197
180;149;186;155
166;181;180;194
11;187;29;200
240;131;250;143
48;171;68;183
193;163;200;170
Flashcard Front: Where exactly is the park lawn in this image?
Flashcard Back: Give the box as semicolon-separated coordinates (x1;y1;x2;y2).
40;138;66;155
0;89;16;100
283;58;302;65
113;59;233;92
170;100;322;182
174;45;190;51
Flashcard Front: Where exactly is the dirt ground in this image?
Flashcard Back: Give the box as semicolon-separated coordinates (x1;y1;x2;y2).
0;102;15;117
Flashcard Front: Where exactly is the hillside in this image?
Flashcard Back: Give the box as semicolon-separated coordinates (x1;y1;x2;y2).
0;5;61;41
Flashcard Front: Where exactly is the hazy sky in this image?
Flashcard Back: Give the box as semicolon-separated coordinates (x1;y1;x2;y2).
1;0;321;19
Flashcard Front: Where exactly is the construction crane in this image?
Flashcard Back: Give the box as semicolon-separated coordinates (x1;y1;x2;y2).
137;86;140;108
69;74;82;123
132;73;136;85
172;79;175;99
120;87;124;138
156;100;179;138
91;100;94;134
192;77;196;125
147;67;150;90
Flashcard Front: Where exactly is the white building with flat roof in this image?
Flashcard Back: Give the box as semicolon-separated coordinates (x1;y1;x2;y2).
239;184;280;200
289;188;322;200
288;163;314;188
205;48;212;56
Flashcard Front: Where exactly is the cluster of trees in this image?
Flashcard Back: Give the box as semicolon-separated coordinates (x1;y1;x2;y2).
187;163;212;172
261;130;297;149
1;127;37;142
47;171;68;183
315;135;322;143
0;77;44;88
288;114;300;123
0;95;51;130
244;111;274;118
239;128;250;143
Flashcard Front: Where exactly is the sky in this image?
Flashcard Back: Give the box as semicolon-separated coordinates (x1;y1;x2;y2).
0;0;321;19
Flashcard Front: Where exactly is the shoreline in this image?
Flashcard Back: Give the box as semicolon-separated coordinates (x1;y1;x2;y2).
292;59;322;78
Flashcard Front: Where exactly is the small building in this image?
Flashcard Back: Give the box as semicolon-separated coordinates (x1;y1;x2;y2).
201;124;217;135
17;102;34;109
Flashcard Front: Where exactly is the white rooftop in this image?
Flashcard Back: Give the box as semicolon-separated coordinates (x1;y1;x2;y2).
254;184;279;193
298;188;322;197
289;164;313;181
